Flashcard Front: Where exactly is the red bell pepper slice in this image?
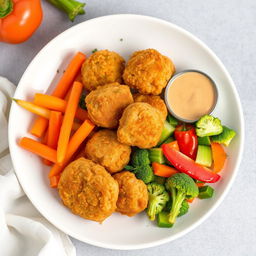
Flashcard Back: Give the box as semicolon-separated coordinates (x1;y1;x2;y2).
174;124;198;160
162;144;220;183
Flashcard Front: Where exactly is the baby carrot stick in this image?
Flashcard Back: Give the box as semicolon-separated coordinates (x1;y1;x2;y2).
49;175;61;188
13;99;50;119
34;93;88;121
75;108;88;120
34;94;66;112
30;117;48;137
57;82;83;163
64;87;72;101
19;137;57;163
49;119;95;177
72;121;81;131
42;131;52;166
48;111;63;149
52;52;86;98
29;52;86;137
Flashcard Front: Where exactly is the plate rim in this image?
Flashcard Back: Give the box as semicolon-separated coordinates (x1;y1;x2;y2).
8;14;245;250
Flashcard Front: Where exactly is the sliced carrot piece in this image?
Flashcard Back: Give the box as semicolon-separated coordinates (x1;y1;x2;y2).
196;182;205;188
186;198;195;203
49;175;60;188
34;94;66;112
14;99;50;119
19;137;57;163
34;93;88;121
52;52;86;98
163;141;180;151
30;117;48;138
48;111;63;149
211;142;227;173
29;52;86;137
57;82;83;163
49;119;95;177
152;162;179;177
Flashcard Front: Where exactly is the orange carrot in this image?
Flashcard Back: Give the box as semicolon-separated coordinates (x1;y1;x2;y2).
163;141;180;151
52;52;86;98
186;198;195;203
41;131;52;166
196;182;205;188
34;93;66;112
34;93;88;121
49;175;60;188
57;82;83;163
19;137;57;163
75;72;82;82
49;119;95;177
152;162;179;177
30;117;48;137
211;142;227;173
64;87;72;101
72;121;81;131
29;52;86;137
48;111;63;149
14;99;50;119
75;108;88;120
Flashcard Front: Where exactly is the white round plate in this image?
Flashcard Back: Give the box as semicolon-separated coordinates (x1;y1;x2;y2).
9;14;244;250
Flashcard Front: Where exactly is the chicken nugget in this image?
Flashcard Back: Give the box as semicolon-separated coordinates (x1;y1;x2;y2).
58;158;119;223
133;94;167;121
81;50;125;91
85;130;131;173
86;83;133;128
123;49;175;95
117;102;164;148
113;171;148;217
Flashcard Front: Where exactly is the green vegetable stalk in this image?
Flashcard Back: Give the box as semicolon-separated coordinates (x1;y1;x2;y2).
211;126;236;146
47;0;86;22
165;173;198;224
147;182;169;221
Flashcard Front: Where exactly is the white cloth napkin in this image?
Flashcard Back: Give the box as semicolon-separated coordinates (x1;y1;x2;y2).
0;77;76;256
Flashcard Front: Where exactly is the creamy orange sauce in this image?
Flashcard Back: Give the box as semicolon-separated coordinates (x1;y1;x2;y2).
167;72;216;121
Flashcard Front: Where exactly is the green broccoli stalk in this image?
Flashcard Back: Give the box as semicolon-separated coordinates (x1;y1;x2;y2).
211;126;236;146
178;200;189;217
147;182;170;221
165;173;198;224
196;115;223;137
165;198;189;217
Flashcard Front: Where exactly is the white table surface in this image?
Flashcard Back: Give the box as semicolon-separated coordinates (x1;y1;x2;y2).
1;0;255;255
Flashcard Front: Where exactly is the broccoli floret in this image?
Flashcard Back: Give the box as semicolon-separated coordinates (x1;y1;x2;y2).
178;200;189;217
131;149;150;166
147;182;170;221
125;165;154;184
164;198;189;217
126;149;154;183
165;173;198;224
211;126;236;146
196;115;223;137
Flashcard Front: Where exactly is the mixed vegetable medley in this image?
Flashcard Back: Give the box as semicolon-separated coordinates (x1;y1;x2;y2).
14;49;236;228
125;113;236;227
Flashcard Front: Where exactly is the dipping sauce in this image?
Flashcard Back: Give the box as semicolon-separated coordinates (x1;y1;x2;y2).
166;71;217;122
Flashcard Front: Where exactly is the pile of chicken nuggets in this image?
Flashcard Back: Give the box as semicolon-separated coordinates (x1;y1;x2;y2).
58;49;175;223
